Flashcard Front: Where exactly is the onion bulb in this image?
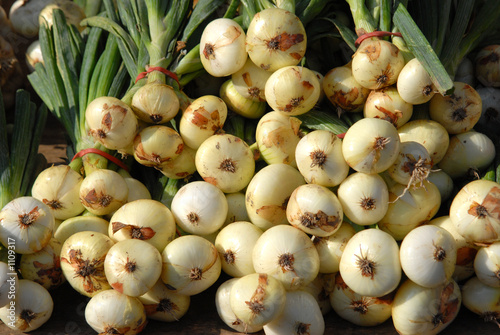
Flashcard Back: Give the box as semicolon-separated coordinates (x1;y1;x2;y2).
449;179;500;244
265;65;321;116
79;169;129;216
462;276;500;327
397;57;436;104
364;86;413;128
229;273;286;327
263;290;325;335
337;172;389;226
0;196;54;254
171;181;228;235
179;95;227;150
255;111;303;167
312;223;356;274
475;45;500;87
400;225;457;288
397;119;450;165
339;228;401;297
387;141;432;187
195;134;255;193
286;184;343;237
351;39;405;90
60;231;114;297
19;238;64;290
330;273;393;327
200;18;247;77
108;199;176;252
245;163;305;230
131;82;180;124
215;278;263;333
342;117;401;174
53;215;109;245
232;57;272;102
392;279;461;335
31;164;85;220
474;242;500;287
133;125;184;168
161;235;221;296
323;65;370;113
85;96;139;150
429;82;482;134
294;129;349;187
475;86;500;137
219;79;267;119
138;279;190;322
252;224;320;290
157;146;197;180
437;130;496;180
246;7;307;72
214;221;263;278
85;289;147;335
0;279;53;332
9;0;54;37
104;239;162;297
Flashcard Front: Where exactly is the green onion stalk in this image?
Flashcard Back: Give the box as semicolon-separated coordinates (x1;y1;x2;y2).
0;90;48;209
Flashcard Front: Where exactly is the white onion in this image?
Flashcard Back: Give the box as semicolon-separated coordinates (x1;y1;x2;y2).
341;117;401;174
392;279;461;335
461;276;500;326
245;163;305;230
171;181;228;235
475;45;500;87
474;242;500;287
214;278;263;333
131;82;180;124
54;215;109;244
0;279;53;332
231;57;272;102
9;0;54;38
157;146;197;180
31;164;85;220
400;225;457;288
246;7;307;72
426;170;454;202
219;79;267;119
397;57;436;104
429;82;482;134
229;273;286;327
0;196;54;254
294;129;349;187
108;199;176;252
133;125;184;168
224;192;251;226
312;223;356;274
85;289;147;335
214;221;263;278
200;18;247;77
60;231;114;297
337;172;389;226
351;39;405;90
437;130;496;180
138;279;190;322
364;86;413;128
255;111;303;167
449;179;500;244
330;273;393;327
264;65;321;116
195;134;255;193
387;140;432;187
339;228;401;297
299;273;335;316
263;290;325;335
286;183;343;237
252;224;320;291
161;235;221;296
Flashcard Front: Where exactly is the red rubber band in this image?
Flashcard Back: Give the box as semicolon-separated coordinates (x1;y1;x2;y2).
336;133;346;139
71;148;129;172
135;66;180;85
355;31;403;47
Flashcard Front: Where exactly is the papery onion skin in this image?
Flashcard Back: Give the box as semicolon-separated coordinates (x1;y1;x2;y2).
229;273;287;327
462;276;500;326
265;65;321;116
133;125;184;168
323;65;370;113
397;57;436;105
351;39;405;90
138;279;190;322
246;8;307;72
429;82;482;135
364;86;413;128
54;215;109;245
474;242;500;288
449;179;500;244
392;279;461;335
131;82;180;124
232;57;272;102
